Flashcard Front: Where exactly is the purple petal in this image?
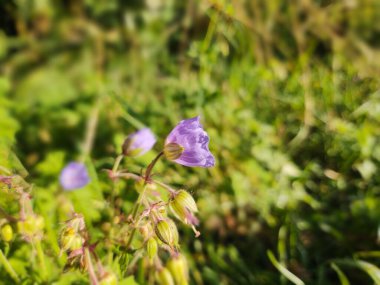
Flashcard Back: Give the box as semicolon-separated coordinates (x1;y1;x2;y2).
59;162;90;191
165;116;215;168
123;128;156;156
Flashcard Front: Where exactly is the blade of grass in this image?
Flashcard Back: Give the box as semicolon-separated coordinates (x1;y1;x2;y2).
267;250;305;285
331;263;350;285
334;259;380;284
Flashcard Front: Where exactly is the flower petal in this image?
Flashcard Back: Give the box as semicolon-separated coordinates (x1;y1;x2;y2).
59;162;90;191
123;128;156;156
165;116;215;168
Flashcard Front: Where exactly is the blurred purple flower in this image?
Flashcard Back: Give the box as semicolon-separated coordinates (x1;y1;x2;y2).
122;128;156;157
59;162;90;191
164;116;215;168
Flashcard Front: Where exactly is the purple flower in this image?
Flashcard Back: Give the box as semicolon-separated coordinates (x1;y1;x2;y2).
59;162;90;191
122;128;156;157
164;116;215;167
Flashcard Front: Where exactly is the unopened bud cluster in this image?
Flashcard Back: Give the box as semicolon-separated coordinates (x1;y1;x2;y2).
59;214;86;269
17;214;45;241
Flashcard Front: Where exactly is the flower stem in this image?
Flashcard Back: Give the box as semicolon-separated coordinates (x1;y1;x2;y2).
144;151;164;181
35;239;47;280
125;151;164;249
110;154;124;206
0;249;20;282
85;247;99;285
112;155;124;174
125;184;148;249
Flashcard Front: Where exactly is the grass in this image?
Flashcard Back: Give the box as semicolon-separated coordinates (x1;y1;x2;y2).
0;0;380;284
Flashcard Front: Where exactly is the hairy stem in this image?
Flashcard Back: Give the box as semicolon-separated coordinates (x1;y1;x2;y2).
144;151;164;181
112;155;124;174
85;247;99;285
125;151;164;249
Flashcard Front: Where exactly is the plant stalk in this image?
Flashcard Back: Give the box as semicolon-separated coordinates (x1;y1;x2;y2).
35;239;47;280
0;249;20;282
125;151;164;249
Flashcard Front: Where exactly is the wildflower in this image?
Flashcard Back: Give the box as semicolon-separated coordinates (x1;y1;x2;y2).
59;162;90;191
122;128;156;157
164;116;215;167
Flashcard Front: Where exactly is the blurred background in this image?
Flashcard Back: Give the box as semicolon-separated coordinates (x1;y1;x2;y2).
1;0;380;284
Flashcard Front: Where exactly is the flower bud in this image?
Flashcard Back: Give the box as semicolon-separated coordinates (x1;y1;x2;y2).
60;162;90;191
164;143;184;160
59;227;84;252
167;255;189;285
66;214;85;232
69;235;84;252
146;237;158;260
167;219;179;247
164;116;215;167
175;190;198;213
1;224;13;242
156;268;174;285
100;272;117;285
122;128;156;157
170;190;198;225
155;219;178;247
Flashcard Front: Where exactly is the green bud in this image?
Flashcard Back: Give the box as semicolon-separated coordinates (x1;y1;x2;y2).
167;219;179;247
175;190;198;213
164;143;184;160
1;224;13;242
100;272;118;285
156;268;174;285
167;255;189;285
122;137;141;157
155;219;178;247
146;237;158;260
170;190;198;224
69;235;84;251
59;228;83;252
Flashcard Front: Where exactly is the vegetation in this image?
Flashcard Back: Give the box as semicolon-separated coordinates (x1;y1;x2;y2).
0;0;380;284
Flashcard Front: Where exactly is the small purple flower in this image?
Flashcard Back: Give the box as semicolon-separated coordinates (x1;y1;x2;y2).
59;162;90;191
164;116;215;168
122;128;156;157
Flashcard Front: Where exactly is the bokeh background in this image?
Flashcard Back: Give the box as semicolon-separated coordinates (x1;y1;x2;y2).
1;0;380;284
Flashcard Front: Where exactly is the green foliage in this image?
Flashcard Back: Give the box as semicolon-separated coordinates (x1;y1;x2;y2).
0;0;380;284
